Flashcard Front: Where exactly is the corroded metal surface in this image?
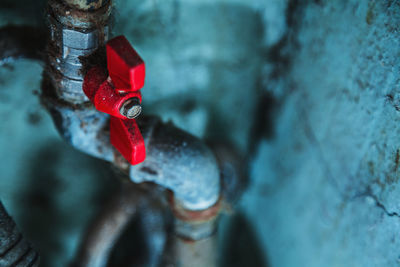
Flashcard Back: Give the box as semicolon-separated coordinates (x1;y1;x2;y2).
41;2;237;266
0;202;40;267
41;97;116;162
46;0;110;103
41;86;222;211
131;118;221;211
63;0;109;11
1;1;251;266
47;0;111;29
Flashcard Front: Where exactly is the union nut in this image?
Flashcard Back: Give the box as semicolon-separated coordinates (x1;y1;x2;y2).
171;196;222;241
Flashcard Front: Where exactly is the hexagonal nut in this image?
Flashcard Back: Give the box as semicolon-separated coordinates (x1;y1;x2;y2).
60;47;96;79
59;78;90;103
62;28;99;50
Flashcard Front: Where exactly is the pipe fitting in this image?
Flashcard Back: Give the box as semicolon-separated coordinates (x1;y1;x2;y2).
41;94;221;213
165;198;220;267
131;118;221;211
42;96;116;162
46;0;111;104
44;0;221;212
171;197;221;241
42;4;223;265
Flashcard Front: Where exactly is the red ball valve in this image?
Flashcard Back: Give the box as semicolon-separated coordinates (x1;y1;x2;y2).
83;35;146;165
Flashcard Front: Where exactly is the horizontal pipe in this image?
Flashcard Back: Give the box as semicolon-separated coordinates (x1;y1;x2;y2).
42;95;221;211
131;117;221;211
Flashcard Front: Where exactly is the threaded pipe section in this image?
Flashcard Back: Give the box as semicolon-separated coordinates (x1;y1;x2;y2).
0;202;39;267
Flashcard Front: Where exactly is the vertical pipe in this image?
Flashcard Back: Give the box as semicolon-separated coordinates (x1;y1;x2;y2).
174;235;218;267
170;198;221;267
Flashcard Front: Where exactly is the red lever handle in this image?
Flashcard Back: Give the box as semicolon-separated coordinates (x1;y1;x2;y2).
83;36;146;165
84;67;142;119
110;117;146;164
107;36;145;92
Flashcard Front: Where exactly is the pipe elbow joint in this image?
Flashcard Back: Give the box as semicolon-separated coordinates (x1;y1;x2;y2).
44;100;115;162
130;118;221;211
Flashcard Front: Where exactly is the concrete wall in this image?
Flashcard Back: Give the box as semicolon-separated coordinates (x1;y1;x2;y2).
244;1;400;266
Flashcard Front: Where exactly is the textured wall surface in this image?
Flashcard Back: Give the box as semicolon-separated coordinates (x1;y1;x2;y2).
1;0;400;266
244;1;400;266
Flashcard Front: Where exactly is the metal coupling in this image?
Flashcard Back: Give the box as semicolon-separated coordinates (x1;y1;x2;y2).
167;198;221;267
130;117;221;211
46;0;111;104
171;197;221;240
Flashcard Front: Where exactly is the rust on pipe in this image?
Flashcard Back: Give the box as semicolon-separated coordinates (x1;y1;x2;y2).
63;0;109;11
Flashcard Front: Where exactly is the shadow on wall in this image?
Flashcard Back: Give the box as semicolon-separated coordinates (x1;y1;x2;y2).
14;142;119;267
221;213;269;267
0;0;47;27
16;142;65;266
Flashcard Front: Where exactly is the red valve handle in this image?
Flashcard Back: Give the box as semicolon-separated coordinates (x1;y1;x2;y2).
84;67;142;119
107;36;145;92
110;117;145;164
83;36;146;165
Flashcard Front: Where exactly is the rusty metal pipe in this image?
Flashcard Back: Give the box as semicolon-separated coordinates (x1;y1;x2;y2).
63;0;109;10
46;0;111;103
168;197;221;267
42;96;222;211
43;1;223;265
132;117;221;211
173;235;218;267
45;0;221;210
0;202;40;267
72;183;169;267
0;2;246;266
45;0;221;211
